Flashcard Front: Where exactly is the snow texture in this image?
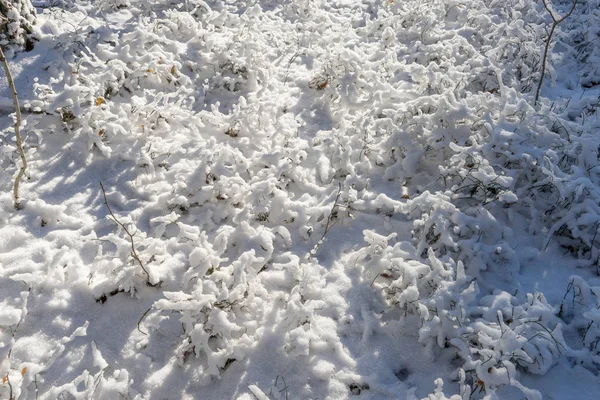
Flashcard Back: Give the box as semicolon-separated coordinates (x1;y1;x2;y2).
1;0;600;399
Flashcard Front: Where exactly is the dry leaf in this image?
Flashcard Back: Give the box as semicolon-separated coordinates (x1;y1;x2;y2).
2;375;7;384
146;69;153;73
170;65;176;74
98;129;105;137
21;367;27;376
224;127;239;138
475;378;486;392
308;76;328;91
95;97;105;106
401;194;410;199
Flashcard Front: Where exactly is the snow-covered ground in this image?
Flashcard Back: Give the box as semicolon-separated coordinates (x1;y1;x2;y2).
1;0;600;399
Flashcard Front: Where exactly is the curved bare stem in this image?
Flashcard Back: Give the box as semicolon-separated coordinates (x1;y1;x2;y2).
535;0;579;106
0;45;27;209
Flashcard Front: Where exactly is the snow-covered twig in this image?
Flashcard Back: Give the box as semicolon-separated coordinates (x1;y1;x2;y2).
99;181;157;286
311;181;342;256
535;0;579;106
0;28;28;209
5;373;12;400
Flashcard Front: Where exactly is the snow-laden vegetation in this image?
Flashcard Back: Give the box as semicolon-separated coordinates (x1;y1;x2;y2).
1;0;600;399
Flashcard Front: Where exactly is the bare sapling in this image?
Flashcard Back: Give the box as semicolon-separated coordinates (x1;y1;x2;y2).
0;36;27;209
535;0;579;106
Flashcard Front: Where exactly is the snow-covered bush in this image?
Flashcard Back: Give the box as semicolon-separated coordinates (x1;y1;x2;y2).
0;0;37;51
3;0;600;399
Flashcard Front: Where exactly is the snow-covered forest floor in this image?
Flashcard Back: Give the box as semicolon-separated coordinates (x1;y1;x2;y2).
1;0;600;399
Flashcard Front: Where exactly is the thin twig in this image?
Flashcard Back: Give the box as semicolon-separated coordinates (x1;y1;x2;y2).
311;181;343;256
0;43;27;209
99;181;155;285
6;372;13;400
276;375;289;400
319;181;343;243
535;0;579;106
137;305;153;336
521;318;568;354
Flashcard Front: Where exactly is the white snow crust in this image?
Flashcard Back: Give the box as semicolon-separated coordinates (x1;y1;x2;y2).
1;0;600;399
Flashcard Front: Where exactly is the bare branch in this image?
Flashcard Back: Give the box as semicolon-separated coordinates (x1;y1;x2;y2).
557;0;579;23
137;305;153;336
311;181;343;256
535;0;579;106
542;0;557;22
99;181;157;286
0;44;27;209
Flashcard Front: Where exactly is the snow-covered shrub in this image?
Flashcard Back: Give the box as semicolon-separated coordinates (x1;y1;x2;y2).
4;0;600;398
350;225;565;398
0;0;37;51
555;276;600;373
0;288;29;400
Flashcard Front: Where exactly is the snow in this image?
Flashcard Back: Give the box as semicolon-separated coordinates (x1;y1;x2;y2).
1;0;600;399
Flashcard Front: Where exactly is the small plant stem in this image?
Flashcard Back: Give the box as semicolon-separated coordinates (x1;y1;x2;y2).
0;45;27;209
535;0;579;106
137;305;152;336
99;181;154;285
318;181;343;244
6;372;13;400
311;181;342;256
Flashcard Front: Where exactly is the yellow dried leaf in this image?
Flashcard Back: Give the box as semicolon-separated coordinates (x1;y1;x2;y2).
98;129;105;137
475;378;486;393
146;69;153;73
95;97;105;106
21;367;27;376
401;194;410;199
2;375;7;384
170;66;176;74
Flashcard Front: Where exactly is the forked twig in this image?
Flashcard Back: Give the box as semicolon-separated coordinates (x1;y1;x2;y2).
535;0;579;106
99;181;155;285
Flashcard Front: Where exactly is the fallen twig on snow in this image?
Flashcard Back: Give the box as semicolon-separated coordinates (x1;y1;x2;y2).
137;305;153;336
